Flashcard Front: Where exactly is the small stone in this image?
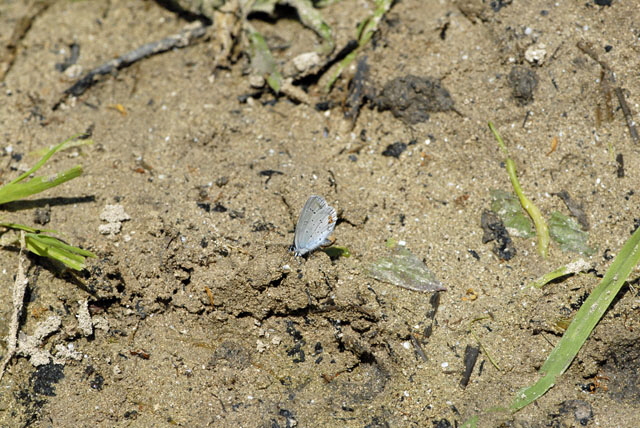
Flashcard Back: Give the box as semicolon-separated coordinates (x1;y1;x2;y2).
508;66;538;105
525;44;547;65
100;204;130;223
249;74;265;88
293;52;321;73
34;205;51;225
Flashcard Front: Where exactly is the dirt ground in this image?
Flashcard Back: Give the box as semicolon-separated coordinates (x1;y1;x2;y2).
1;0;640;426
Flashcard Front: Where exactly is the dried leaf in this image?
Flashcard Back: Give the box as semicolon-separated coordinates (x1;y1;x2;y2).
549;211;595;255
368;240;446;292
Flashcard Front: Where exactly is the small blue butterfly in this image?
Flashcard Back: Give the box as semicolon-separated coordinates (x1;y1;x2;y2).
292;195;337;256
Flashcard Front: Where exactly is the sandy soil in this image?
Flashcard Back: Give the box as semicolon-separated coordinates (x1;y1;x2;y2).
1;0;640;426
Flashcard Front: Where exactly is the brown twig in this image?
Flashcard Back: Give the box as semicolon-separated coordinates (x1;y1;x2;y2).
577;41;639;144
614;87;640;144
53;22;208;110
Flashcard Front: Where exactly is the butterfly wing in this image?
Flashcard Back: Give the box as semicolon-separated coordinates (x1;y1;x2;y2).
294;195;337;256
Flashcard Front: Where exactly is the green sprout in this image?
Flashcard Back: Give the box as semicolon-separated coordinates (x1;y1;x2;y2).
460;416;479;428
0;135;96;270
489;122;550;258
469;316;501;371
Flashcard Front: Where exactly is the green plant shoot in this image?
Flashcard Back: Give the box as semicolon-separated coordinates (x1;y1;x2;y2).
530;259;591;289
489;122;550;258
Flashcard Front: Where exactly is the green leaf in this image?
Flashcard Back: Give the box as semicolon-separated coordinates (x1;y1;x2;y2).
9;135;91;186
490;189;534;238
0;135;94;270
548;211;595;255
0;135;91;205
322;245;350;258
511;223;640;411
0;222;59;234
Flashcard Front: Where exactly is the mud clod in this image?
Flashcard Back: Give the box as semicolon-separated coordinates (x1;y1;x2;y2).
376;75;454;124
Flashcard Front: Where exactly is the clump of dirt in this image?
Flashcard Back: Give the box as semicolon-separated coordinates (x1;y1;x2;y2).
508;66;539;105
375;75;455;124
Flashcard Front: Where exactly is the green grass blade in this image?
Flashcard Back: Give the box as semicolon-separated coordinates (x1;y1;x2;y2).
511;224;640;411
0;165;83;205
325;50;358;91
24;233;96;271
355;0;391;46
314;0;341;7
0;222;59;234
8;135;91;186
489;122;549;258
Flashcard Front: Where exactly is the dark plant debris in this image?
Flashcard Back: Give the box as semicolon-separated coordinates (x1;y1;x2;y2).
382;142;407;158
481;210;516;260
577;41;639;144
344;56;375;127
0;0;54;81
54;23;207;109
30;363;65;396
616;153;624;178
55;43;80;72
555;400;594;426
460;345;480;389
552;190;590;230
